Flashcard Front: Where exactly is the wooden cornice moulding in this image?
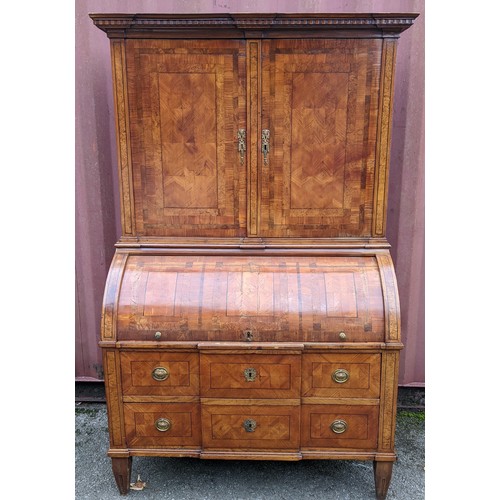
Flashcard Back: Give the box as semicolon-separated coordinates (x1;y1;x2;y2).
89;13;418;38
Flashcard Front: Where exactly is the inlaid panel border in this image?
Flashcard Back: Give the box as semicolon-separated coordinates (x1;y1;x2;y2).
111;40;135;236
373;39;397;237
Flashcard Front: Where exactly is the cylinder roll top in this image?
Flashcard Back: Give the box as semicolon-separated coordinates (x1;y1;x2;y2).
103;254;396;343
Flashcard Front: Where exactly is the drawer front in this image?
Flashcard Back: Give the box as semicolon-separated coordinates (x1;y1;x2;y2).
200;354;301;399
301;404;379;449
302;353;381;398
123;402;201;448
121;352;199;396
202;405;300;450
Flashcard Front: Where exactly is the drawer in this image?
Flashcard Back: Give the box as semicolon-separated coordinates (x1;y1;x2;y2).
302;353;381;398
123;402;201;448
201;405;300;450
200;354;301;399
301;404;379;449
120;352;199;396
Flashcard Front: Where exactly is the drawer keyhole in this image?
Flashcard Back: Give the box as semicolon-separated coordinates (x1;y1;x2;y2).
243;419;257;432
243;367;258;382
243;329;254;342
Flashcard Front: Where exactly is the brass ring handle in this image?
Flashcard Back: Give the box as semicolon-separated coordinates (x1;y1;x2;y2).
243;419;257;432
330;419;348;434
155;418;171;432
243;367;258;382
332;368;350;384
152;366;169;381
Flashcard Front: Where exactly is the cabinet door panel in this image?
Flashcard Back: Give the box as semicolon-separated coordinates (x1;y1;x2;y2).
260;39;381;237
126;40;246;237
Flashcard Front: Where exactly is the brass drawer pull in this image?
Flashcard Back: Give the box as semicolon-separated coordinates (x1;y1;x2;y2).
243;367;258;382
152;366;169;381
332;369;350;384
243;419;257;432
330;419;348;434
154;331;162;340
155;418;171;432
339;331;347;340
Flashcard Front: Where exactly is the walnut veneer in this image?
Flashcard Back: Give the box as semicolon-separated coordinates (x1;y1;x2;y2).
91;12;417;499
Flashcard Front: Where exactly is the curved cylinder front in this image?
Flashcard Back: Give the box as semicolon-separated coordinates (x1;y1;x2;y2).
102;253;396;343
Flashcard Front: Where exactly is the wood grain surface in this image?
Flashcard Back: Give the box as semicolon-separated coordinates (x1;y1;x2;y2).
120;351;199;397
126;39;247;237
201;404;300;450
200;353;301;399
260;39;381;237
301;353;381;398
301;404;379;449
123;402;201;448
116;255;384;342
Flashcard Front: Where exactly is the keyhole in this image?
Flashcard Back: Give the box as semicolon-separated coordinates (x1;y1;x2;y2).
243;330;253;342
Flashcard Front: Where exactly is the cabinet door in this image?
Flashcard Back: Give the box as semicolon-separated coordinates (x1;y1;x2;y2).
126;40;247;237
260;39;382;238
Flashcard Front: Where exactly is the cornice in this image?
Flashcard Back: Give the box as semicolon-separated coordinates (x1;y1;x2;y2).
89;13;418;38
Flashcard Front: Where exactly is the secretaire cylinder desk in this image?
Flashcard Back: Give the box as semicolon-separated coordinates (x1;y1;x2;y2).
90;13;417;499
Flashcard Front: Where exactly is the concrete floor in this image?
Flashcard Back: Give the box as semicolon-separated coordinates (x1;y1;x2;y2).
75;404;424;499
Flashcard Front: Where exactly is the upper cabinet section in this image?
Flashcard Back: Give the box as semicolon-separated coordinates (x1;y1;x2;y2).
91;13;418;245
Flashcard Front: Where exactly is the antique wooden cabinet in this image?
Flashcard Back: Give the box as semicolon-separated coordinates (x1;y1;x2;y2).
91;13;417;499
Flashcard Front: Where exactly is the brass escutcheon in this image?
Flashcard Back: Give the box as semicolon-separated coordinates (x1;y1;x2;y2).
330;419;348;434
332;368;350;384
243;419;257;432
155;418;171;432
243;329;254;342
238;129;246;165
152;366;169;381
243;367;258;382
261;129;270;164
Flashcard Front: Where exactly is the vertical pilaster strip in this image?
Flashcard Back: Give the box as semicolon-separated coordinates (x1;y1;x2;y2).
111;40;135;236
246;40;260;235
103;349;126;449
373;39;397;237
378;351;400;453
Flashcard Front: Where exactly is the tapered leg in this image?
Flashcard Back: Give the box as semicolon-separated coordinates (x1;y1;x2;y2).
373;461;393;500
111;457;132;495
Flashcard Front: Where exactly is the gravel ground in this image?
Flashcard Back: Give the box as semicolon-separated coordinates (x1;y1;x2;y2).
75;404;424;499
